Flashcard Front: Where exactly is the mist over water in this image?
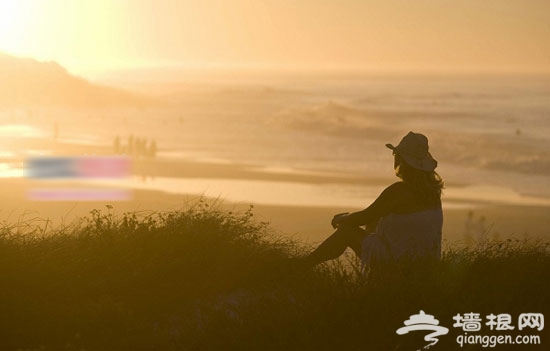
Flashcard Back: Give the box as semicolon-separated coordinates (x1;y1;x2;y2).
2;72;549;205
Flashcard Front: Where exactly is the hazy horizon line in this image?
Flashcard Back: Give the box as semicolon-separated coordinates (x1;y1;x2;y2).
90;63;550;84
3;51;549;84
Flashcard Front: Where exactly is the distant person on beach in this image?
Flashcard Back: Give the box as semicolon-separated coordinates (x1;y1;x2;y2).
302;132;444;275
113;135;121;154
148;140;157;159
127;134;135;156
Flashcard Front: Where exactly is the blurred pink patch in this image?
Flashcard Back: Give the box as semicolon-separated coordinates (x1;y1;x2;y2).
28;188;132;201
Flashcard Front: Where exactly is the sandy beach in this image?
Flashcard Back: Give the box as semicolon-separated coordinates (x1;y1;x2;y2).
2;154;548;246
1;80;549;247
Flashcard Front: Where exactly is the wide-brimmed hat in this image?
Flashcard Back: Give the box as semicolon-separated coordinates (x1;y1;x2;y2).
386;132;438;171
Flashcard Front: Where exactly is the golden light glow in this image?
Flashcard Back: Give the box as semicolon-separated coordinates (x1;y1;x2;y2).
0;1;34;55
0;0;548;76
0;0;131;74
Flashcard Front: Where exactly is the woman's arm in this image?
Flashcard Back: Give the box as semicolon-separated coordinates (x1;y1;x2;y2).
340;182;405;227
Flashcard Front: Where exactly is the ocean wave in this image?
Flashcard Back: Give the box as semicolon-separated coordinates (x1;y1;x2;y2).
430;133;550;176
277;101;398;141
277;102;550;176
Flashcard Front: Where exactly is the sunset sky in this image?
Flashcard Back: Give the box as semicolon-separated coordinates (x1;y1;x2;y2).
0;0;549;77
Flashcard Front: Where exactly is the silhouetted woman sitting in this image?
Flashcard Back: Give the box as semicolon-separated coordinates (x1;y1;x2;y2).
304;131;444;275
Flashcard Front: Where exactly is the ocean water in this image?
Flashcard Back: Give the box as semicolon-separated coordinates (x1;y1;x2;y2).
1;73;549;207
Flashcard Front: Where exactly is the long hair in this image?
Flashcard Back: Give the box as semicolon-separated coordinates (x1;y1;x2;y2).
395;155;444;201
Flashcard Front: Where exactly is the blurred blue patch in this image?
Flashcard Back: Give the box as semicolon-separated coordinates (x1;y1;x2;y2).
26;157;76;179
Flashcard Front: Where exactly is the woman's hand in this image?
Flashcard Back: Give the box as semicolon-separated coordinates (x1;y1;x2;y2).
331;212;350;229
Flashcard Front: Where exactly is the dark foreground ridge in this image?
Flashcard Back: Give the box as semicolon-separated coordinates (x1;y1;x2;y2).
0;202;548;350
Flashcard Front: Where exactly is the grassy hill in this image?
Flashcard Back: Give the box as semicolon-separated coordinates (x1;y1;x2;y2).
0;201;548;350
